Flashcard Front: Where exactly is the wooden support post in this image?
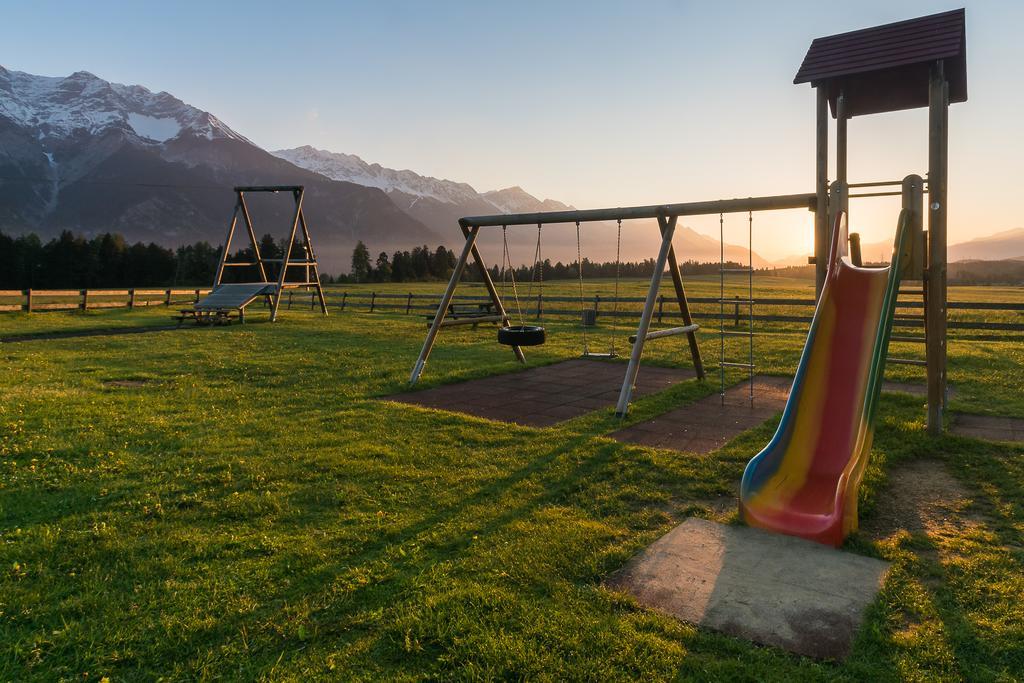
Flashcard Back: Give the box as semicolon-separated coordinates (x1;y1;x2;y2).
410;225;483;384
663;225;705;380
129;289;136;309
341;292;347;311
616;214;678;417
238;192;269;284
270;189;304;322
370;292;376;313
657;295;664;323
194;289;201;303
461;224;525;364
406;292;413;314
25;289;32;313
836;92;848;191
927;62;949;435
165;289;172;306
296;205;328;316
814;86;829;297
214;200;241;289
81;289;88;310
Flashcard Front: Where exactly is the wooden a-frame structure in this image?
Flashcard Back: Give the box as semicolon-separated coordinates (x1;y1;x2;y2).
213;185;328;322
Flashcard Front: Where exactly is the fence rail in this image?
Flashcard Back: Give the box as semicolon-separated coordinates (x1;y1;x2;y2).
324;290;1024;335
0;288;210;312
3;287;1022;335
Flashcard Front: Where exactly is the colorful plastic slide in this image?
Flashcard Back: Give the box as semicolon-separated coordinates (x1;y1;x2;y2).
740;209;911;546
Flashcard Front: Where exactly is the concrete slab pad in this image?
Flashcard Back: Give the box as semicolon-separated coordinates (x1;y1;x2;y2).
606;518;889;660
610;376;790;454
952;413;1024;443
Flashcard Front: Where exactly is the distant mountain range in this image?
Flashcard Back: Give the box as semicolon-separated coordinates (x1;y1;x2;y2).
0;65;1017;274
0;66;435;271
274;145;774;267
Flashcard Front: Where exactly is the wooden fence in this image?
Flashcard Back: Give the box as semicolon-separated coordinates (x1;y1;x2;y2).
326;291;1024;335
0;288;210;312
3;287;1022;335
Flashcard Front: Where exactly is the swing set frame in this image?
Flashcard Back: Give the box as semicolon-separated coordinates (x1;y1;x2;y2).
410;193;817;416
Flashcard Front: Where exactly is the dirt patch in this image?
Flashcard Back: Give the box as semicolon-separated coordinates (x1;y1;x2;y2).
862;459;983;541
103;378;153;388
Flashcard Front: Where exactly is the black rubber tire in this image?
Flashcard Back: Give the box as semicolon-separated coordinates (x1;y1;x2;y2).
497;325;546;347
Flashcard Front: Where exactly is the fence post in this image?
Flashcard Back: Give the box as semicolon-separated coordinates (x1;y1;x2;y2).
341;292;347;311
311;292;315;310
370;291;376;313
165;289;172;306
81;289;88;310
195;289;201;303
287;291;293;309
594;294;600;320
657;295;665;323
406;292;413;314
128;289;136;309
734;295;741;326
25;289;32;313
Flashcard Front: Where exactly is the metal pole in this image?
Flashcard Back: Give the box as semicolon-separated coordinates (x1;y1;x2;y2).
927;62;949;435
815;86;829;297
615;215;678;417
410;226;481;384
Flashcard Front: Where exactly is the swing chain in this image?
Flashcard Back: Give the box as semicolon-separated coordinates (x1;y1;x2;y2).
524;223;543;320
501;225;525;325
609;217;622;355
576;220;589;355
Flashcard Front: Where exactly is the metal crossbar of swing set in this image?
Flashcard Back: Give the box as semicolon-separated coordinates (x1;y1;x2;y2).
457;192;817;228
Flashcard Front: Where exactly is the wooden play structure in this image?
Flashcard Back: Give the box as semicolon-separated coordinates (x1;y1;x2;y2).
410;9;964;438
179;185;327;324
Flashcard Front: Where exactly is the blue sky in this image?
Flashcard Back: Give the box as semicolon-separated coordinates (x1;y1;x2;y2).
2;1;1020;259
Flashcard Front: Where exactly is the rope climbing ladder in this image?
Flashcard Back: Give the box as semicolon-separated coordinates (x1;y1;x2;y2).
719;211;755;404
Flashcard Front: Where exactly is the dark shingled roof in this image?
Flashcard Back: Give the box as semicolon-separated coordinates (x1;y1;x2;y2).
794;9;967;118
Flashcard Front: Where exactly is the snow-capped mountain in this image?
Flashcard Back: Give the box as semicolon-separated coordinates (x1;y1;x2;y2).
274;146;482;206
0;67;247;144
274;145;774;265
0;66;436;270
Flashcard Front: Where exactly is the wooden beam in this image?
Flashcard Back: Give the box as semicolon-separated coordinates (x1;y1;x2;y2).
615;215;678;417
214;198;241;289
926;62;949;435
410;226;481;384
269;189;304;322
814;86;829;297
661;221;705;380
458;193;816;228
461;224;525;364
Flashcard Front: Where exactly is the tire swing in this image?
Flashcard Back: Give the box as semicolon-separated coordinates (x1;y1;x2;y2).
497;224;547;347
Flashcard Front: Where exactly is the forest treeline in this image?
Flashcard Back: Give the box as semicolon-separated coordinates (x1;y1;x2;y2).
0;230;350;289
349;240;745;284
6;230;1020;289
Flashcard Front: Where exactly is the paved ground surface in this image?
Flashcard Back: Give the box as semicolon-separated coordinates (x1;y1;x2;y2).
388;358;695;427
606;518;889;660
610;376;791;454
951;413;1024;443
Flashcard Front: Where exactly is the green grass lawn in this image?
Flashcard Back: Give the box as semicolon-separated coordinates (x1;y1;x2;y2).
2;278;1023;680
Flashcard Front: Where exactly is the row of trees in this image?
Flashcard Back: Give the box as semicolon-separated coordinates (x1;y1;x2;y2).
0;229;352;289
349;242;457;283
0;228;760;290
345;242;746;284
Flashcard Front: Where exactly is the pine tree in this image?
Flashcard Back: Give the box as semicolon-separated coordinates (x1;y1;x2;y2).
351;241;371;282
